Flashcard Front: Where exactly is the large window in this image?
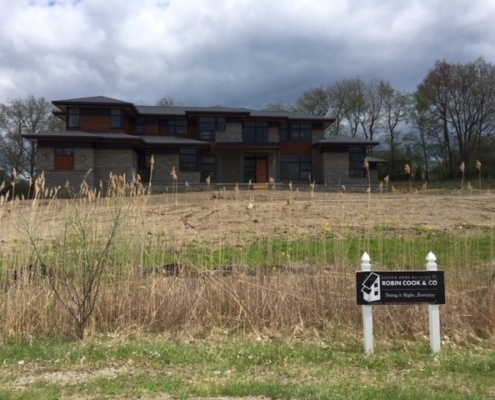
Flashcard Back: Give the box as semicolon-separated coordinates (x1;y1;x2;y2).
243;121;268;143
200;156;216;182
349;146;366;178
54;148;75;170
179;148;198;172
280;155;312;181
136;117;145;134
199;117;225;140
111;109;123;129
68;108;80;128
281;123;312;141
169;119;188;135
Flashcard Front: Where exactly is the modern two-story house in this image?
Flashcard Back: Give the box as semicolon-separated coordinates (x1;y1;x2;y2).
24;96;380;192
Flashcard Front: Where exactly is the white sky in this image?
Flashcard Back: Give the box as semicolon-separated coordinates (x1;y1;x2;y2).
1;0;494;108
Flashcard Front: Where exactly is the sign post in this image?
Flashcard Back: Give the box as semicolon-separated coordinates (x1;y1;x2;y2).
356;252;445;354
361;252;374;355
426;252;441;353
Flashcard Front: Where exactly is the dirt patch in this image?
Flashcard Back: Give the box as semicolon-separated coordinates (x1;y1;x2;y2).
2;190;495;250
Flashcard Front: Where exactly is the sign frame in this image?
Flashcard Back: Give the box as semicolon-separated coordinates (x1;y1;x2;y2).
356;270;445;305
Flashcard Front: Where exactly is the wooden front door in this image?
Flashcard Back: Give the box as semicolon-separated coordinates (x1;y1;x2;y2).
256;158;268;183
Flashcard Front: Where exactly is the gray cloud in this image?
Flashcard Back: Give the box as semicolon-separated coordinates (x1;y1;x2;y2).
1;0;495;108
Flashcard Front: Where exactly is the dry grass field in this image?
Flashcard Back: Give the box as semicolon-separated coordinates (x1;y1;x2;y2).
1;187;495;342
1;188;495;399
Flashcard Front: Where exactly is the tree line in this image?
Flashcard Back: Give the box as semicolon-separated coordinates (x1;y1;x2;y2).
266;57;495;181
2;57;495;183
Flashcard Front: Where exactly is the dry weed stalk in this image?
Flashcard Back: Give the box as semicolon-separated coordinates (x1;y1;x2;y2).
460;161;465;194
467;181;473;193
287;181;293;205
268;176;275;190
148;154;155;195
476;160;482;191
404;164;412;193
234;183;240;201
170;166;178;205
363;158;370;190
383;175;389;193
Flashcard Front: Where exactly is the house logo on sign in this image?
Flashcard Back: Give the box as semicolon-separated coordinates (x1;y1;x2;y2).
361;272;381;302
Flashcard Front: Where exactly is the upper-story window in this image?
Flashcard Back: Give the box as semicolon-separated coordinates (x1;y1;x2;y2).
68;107;80;128
243;121;268;143
169;119;188;135
111;109;123;129
199;117;225;140
281;123;312;141
137;117;145;134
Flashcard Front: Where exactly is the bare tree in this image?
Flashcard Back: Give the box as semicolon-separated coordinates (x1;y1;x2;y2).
156;97;183;107
0;96;63;178
330;78;367;137
295;86;331;116
262;101;297;112
417;57;495;178
382;84;409;177
358;79;389;141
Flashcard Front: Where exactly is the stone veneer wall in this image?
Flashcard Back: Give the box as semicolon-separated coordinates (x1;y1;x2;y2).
311;128;326;143
268;127;279;143
217;149;241;182
36;146;95;192
322;151;374;187
322;152;349;184
216;123;242;142
151;153;178;188
149;153;201;192
311;148;324;184
93;148;136;189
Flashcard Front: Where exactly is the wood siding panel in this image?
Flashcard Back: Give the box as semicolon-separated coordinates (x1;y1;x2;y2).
54;156;74;170
280;142;312;154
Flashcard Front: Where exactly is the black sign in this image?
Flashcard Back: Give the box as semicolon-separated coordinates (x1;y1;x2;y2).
356;271;445;305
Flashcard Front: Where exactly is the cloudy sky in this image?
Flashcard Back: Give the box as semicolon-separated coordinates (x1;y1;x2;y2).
1;0;494;109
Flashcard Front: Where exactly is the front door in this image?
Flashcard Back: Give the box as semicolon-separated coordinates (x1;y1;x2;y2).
244;153;268;183
256;158;268;183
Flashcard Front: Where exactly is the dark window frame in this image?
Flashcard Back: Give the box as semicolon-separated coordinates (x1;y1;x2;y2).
349;146;367;178
68;107;80;128
169;119;188;135
198;117;225;140
280;123;312;141
136;117;145;134
243;121;268;143
280;154;312;181
179;148;198;172
111;109;123;129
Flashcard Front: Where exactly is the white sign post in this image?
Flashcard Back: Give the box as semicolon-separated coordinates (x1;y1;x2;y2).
361;252;374;355
358;251;444;355
426;252;441;353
